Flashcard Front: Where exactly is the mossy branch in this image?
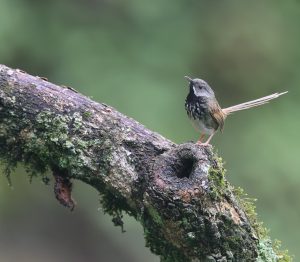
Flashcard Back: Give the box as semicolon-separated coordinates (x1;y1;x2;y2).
0;65;291;261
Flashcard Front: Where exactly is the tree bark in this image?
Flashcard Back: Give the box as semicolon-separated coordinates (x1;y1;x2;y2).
0;64;288;261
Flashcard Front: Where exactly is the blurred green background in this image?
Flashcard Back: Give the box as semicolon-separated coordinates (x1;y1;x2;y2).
0;0;299;261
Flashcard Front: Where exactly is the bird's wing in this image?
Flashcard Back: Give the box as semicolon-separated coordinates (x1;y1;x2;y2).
208;100;225;132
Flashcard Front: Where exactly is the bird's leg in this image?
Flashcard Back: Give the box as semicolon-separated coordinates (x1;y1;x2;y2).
196;133;205;144
202;132;215;146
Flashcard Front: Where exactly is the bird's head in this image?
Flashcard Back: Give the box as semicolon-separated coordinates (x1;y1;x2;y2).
184;76;215;98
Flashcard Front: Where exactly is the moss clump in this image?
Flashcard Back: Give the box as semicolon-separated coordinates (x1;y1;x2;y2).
82;111;92;119
257;238;292;262
272;239;293;262
98;184;136;233
142;213;189;262
0;109;102;183
233;187;293;261
233;186;268;239
257;238;279;262
208;155;229;199
147;205;163;226
24;110;92;176
207;152;292;261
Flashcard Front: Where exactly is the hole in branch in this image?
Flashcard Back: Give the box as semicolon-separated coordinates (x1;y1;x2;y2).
175;157;195;179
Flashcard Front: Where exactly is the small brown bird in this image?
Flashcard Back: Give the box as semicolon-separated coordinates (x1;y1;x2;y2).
184;76;287;145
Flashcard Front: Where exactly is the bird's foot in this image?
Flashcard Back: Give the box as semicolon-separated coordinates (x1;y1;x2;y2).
196;141;211;147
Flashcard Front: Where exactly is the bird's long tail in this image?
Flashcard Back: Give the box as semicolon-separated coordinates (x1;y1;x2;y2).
222;92;288;115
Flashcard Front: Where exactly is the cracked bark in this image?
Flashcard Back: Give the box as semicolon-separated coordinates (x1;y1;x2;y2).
0;64;286;261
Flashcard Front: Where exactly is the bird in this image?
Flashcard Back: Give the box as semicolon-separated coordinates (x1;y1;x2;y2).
184;76;287;145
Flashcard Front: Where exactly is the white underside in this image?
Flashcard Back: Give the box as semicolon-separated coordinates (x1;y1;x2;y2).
189;117;214;135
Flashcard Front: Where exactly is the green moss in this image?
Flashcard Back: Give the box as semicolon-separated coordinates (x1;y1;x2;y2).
23;110;92;176
233;187;293;261
207;153;292;261
99;187;135;232
0;106;134;231
208;155;229;199
82;111;92;119
257;238;292;262
142;219;189;262
257;238;278;262
233;186;268;239
272;239;293;262
0;161;14;186
147;205;163;225
0;109;102;183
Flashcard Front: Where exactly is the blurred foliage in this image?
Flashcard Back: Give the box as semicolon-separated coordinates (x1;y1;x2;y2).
0;0;299;261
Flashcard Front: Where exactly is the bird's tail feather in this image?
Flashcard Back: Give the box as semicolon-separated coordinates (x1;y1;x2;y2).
222;92;288;115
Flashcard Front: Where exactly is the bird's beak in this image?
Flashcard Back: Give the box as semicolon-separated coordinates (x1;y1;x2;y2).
184;76;193;82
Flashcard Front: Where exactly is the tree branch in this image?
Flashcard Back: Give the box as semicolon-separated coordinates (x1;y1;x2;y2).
0;64;290;261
